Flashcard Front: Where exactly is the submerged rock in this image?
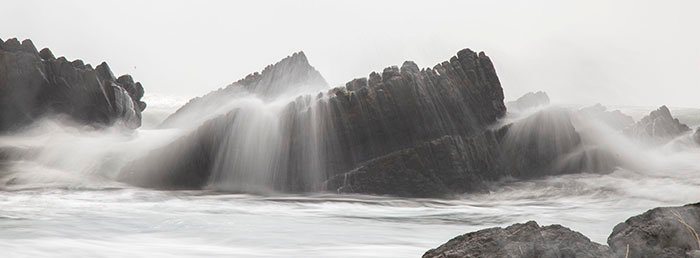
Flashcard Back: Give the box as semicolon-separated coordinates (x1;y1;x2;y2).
159;51;328;128
423;221;613;258
506;91;550;112
625;105;690;142
0;38;146;132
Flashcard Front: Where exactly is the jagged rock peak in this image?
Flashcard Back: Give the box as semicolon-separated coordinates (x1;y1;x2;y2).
506;91;550;111
159;51;329;128
578;103;635;130
232;51;324;91
0;38;147;131
39;48;55;60
625;105;690;141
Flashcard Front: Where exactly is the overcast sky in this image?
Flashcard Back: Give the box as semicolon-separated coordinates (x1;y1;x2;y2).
2;0;699;107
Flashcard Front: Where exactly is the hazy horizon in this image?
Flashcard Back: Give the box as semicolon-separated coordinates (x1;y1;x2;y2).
2;0;699;108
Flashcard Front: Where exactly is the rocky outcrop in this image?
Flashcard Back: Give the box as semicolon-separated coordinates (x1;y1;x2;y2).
426;203;700;258
578;104;635;130
326;107;612;197
608;202;700;258
159;51;328;128
625;105;690;142
324;133;503;197
121;49;512;194
506;91;550;112
120;48;607;197
0;38;146;132
423;221;613;258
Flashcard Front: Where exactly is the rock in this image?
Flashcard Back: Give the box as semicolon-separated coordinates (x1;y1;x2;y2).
499;108;584;178
0;38;146;132
624;105;690;142
1;38;22;52
608;202;700;258
159;51;329;128
578;104;635;130
325;134;502;197
427;203;700;258
122;48;604;197
38;48;55;60
423;221;614;258
506;91;550;112
122;49;509;194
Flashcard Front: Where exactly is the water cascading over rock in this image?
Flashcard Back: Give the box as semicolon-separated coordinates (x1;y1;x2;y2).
120;48;606;197
159;51;328;128
0;38;146;132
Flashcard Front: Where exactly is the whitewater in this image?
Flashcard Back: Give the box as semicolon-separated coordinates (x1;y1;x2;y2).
2;97;700;257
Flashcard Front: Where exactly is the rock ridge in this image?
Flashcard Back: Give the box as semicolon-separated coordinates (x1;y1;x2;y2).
0;38;146;132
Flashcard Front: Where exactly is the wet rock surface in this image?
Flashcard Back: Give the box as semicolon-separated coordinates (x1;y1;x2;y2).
121;48;604;197
608;203;700;258
423;221;614;258
625;105;690;142
0;38;146;132
427;203;700;258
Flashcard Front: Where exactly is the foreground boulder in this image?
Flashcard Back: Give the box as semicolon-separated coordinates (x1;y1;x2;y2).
0;38;146;132
423;221;613;258
625;105;690;142
426;203;700;258
608;202;700;258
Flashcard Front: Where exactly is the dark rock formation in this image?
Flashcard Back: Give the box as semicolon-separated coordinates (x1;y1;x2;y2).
423;221;613;258
121;49;516;195
0;38;146;132
608;202;700;258
159;51;328;128
625;105;691;142
578;104;635;130
426;203;700;258
120;48;607;197
499;108;584;178
506;91;550;112
325;133;503;197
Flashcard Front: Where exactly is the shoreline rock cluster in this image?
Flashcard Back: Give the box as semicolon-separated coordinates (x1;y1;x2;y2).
120;49;608;197
424;202;700;258
0;38;146;132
